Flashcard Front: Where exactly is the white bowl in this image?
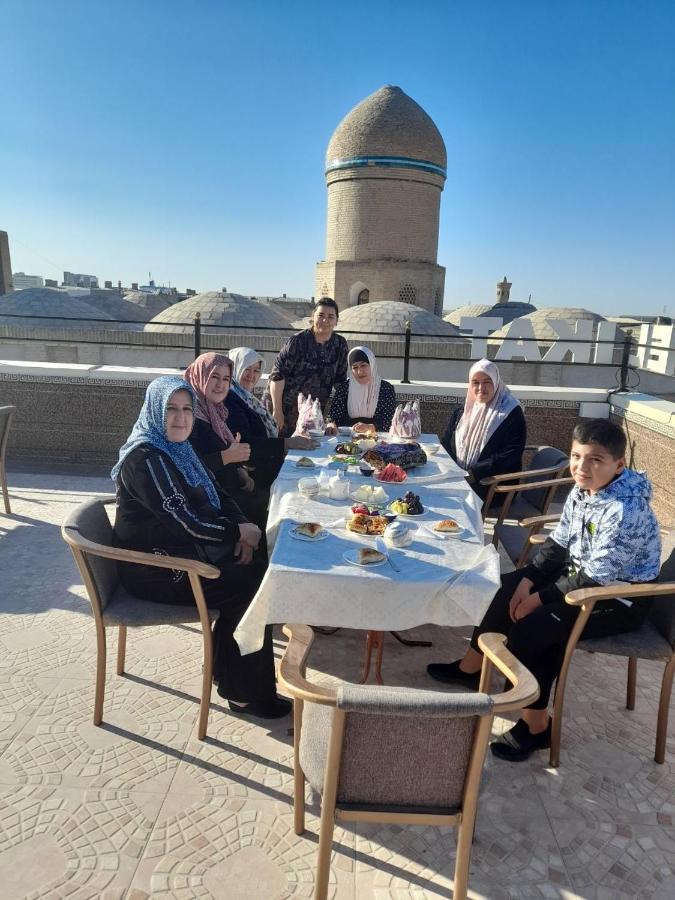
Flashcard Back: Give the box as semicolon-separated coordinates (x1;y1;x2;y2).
337;426;352;436
298;477;320;496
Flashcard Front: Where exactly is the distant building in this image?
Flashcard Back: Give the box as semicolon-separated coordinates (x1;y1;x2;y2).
63;271;99;289
316;85;447;316
139;278;173;295
0;231;12;295
12;272;44;290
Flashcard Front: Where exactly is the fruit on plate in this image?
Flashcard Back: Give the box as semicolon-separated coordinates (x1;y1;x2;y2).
351;504;370;515
335;441;361;455
374;463;407;483
361;442;427;471
392;491;424;515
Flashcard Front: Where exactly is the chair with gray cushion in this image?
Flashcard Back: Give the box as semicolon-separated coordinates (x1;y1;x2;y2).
278;624;538;900
62;495;220;740
0;405;16;514
550;526;675;766
480;445;573;567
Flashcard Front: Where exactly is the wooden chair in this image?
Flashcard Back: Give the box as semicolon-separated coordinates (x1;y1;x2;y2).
61;495;221;740
0;405;16;514
550;526;675;766
278;624;539;900
480;445;573;567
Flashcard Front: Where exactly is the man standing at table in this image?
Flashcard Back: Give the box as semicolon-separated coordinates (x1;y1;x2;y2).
265;297;348;436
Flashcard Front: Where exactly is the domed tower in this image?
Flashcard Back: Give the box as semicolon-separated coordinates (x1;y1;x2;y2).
315;85;447;315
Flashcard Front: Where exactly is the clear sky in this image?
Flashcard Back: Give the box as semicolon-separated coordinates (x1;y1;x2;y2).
2;0;674;316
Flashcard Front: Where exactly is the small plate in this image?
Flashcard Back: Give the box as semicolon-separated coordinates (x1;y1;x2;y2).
290;526;329;542
349;488;389;504
343;549;387;568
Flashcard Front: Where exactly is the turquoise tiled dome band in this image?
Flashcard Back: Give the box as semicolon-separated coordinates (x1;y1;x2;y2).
326;155;447;178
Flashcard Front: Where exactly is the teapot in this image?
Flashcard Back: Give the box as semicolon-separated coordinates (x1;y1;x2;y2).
328;470;351;500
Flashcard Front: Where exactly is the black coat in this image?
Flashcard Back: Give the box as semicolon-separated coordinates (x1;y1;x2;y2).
326;380;398;432
441;405;526;501
225;391;286;487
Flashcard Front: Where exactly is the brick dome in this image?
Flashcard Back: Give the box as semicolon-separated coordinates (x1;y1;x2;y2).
444;304;494;326
337;301;461;340
326;85;447;173
489;307;607;342
0;288;117;329
145;292;293;333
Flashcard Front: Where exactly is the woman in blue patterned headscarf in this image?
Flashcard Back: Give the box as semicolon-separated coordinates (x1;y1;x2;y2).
111;375;290;720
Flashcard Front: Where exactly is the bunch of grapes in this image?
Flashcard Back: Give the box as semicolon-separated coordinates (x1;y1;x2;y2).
396;491;424;515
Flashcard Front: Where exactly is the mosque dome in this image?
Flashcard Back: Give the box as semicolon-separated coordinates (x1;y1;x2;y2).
145;291;293;333
80;290;148;328
337;301;462;340
489;306;608;343
0;288;117;329
123;290;173;318
444;304;494;327
486;299;537;327
326;85;447;173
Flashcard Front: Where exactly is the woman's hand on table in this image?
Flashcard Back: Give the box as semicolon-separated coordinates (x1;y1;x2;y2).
324;422;337;436
221;434;251;465
285;435;320;450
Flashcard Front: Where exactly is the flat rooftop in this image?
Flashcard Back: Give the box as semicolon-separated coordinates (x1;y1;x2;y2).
0;470;673;898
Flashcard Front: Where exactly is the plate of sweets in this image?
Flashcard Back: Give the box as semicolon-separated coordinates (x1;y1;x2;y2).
389;491;425;516
350;483;389;505
343;547;387;567
345;514;389;536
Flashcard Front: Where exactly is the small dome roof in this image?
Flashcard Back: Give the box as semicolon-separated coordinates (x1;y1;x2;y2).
123;290;173;317
337;301;462;340
326;85;446;171
487;300;537;327
145;291;293;333
0;287;117;329
81;290;149;328
444;304;494;326
489;307;608;342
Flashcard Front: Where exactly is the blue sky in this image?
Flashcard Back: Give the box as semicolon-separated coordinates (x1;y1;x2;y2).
1;0;674;316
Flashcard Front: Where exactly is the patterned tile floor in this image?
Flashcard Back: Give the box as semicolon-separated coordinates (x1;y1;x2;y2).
0;471;673;899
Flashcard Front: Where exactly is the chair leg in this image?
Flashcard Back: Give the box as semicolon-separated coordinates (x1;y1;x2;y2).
197;620;215;741
116;625;127;675
0;460;10;514
315;712;345;900
293;698;306;835
453;818;471;900
93;621;107;726
626;656;637;710
655;655;675;764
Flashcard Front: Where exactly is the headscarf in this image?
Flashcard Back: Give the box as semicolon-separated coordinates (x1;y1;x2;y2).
228;346;279;439
454;359;521;469
183;352;235;445
347;345;382;420
111;375;221;509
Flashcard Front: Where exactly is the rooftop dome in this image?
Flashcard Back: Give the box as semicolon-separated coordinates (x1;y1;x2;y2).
487;299;537;327
326;85;447;173
145;292;293;333
0;287;117;329
81;290;149;328
123;290;173;318
489;307;608;343
337;301;461;340
444;304;494;327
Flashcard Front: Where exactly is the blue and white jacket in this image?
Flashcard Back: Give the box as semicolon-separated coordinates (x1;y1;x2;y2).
526;468;661;605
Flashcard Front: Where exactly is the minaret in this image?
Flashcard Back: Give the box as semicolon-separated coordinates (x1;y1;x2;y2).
315;86;447;315
0;231;12;295
496;276;512;303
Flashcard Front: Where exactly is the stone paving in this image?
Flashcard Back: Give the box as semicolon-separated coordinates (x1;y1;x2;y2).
0;471;673;899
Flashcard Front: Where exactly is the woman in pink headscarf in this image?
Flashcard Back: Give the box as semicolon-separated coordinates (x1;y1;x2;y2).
441;358;526;501
184;352;268;527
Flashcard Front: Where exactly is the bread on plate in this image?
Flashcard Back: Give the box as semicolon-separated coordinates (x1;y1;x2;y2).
357;548;386;565
295;522;323;538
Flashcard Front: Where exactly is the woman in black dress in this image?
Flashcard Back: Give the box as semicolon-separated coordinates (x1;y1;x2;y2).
111;375;289;718
326;346;397;434
441;358;526;501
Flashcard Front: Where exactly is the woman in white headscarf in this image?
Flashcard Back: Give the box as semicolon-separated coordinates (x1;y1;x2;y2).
441;358;526;500
326;346;397;434
226;347;316;487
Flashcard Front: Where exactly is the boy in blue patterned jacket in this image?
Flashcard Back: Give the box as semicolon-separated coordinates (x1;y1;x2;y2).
428;419;661;761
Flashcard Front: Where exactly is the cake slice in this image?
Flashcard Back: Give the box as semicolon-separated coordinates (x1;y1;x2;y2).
296;457;316;468
295;522;323;538
357;548;386;565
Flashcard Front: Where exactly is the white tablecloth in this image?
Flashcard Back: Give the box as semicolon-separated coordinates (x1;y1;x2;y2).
234;436;501;655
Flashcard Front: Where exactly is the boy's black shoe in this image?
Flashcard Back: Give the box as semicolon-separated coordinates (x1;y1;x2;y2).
426;661;481;689
490;718;551;762
225;695;292;719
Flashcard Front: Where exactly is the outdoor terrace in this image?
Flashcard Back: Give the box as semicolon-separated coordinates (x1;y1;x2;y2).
1;468;673;899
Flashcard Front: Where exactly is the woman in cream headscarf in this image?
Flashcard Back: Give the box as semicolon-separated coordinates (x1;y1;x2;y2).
226;347;316;487
326;346;397;434
441;358;526;500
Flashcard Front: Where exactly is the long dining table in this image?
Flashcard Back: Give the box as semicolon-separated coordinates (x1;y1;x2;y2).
234;433;502;683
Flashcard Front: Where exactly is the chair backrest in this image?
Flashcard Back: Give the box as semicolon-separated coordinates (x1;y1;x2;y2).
0;405;16;456
518;446;569;513
650;526;675;647
333;684;493;810
62;497;119;612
